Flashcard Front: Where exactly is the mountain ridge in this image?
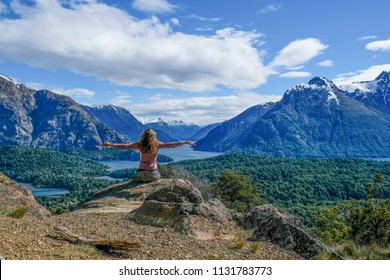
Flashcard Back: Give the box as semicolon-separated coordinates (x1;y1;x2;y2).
195;72;390;157
0;77;127;150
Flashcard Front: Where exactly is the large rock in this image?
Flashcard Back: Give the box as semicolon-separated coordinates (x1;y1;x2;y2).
76;179;162;213
243;204;300;229
0;172;50;219
247;205;342;259
129;179;234;240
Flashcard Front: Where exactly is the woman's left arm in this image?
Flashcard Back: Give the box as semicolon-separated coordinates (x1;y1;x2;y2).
100;142;139;149
158;141;195;148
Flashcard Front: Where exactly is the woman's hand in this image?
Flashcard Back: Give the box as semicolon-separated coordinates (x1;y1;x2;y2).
183;141;196;146
100;142;112;147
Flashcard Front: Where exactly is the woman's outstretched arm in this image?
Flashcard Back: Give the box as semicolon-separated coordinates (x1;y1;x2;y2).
158;141;195;148
100;142;139;149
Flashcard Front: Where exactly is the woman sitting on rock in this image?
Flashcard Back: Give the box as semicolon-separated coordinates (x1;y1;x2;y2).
100;128;195;182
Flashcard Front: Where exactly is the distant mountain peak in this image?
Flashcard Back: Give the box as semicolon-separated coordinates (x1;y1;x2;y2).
308;76;333;87
286;76;340;105
375;71;390;82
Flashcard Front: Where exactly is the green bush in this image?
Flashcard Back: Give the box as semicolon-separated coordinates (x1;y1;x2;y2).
211;169;264;212
314;208;351;244
7;206;29;219
350;201;390;246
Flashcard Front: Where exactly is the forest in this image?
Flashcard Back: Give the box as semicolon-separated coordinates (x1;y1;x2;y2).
169;153;390;203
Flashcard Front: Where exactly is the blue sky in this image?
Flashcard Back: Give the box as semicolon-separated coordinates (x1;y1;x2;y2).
0;0;390;125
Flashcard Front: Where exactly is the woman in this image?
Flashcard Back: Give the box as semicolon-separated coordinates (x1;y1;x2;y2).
100;128;195;182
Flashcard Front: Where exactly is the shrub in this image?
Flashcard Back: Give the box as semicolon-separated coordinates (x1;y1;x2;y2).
172;167;212;199
211;169;263;212
249;243;260;253
314;208;351;244
350;201;390;246
231;237;246;249
7;206;29;219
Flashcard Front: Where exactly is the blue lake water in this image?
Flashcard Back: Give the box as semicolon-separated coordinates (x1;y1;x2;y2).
18;182;70;197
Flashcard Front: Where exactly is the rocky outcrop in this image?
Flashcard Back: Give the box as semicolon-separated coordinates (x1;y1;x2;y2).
129;179;234;240
76;179;163;213
246;204;342;259
0;172;50;219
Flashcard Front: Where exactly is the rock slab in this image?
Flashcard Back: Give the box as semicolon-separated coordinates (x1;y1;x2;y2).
247;205;342;259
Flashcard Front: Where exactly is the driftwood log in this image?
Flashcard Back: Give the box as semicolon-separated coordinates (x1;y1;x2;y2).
54;225;141;252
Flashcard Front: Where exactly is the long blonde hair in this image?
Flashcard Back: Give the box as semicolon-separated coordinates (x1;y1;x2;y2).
139;128;158;154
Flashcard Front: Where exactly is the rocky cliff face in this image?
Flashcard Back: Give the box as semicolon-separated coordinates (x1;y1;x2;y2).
0;172;50;219
0;77;35;146
82;104;145;141
0;76;126;150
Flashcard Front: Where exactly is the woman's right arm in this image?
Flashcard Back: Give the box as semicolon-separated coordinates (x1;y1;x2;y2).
100;142;139;149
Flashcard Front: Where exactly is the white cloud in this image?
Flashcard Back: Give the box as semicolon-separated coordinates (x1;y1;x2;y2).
259;3;282;14
0;0;272;92
357;35;378;42
270;38;328;69
132;0;176;14
316;60;334;67
279;71;311;78
27;82;96;98
169;17;180;26
333;64;390;85
55;87;96;98
185;14;221;22
366;39;390;52
110;92;282;125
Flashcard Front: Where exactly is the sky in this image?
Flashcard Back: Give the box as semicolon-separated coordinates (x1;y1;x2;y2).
0;0;389;125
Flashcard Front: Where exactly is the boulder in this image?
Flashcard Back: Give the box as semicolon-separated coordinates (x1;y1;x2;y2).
248;204;342;259
129;179;234;240
243;204;300;229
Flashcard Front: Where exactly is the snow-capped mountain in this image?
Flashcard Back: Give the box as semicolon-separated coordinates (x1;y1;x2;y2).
145;118;200;140
195;74;390;157
341;71;390;114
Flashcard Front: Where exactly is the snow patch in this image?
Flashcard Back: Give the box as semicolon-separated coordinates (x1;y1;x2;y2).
339;80;379;93
0;74;19;86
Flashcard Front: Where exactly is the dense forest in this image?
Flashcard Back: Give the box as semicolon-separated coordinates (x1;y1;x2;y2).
169;153;390;205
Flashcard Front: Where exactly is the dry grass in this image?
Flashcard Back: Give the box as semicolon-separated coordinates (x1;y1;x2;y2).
7;206;29;219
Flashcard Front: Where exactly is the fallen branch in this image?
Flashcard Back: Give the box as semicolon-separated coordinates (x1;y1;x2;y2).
54;225;141;252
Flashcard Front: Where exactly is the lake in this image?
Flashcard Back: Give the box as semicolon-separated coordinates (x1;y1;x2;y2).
18;182;70;197
100;145;222;170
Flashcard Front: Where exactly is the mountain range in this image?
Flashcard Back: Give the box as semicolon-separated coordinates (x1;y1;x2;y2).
2;71;390;158
195;71;390;157
0;75;195;150
145;118;200;140
0;76;125;150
